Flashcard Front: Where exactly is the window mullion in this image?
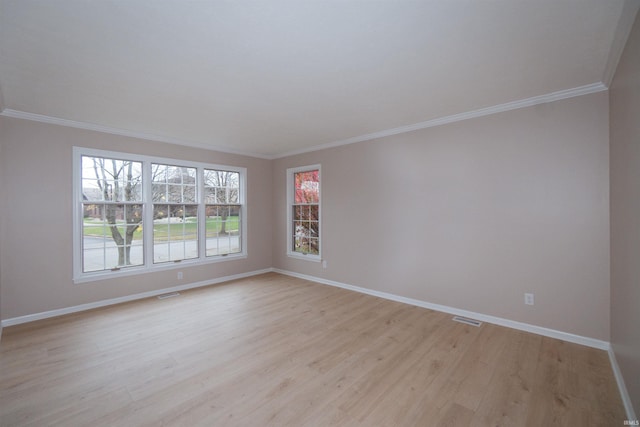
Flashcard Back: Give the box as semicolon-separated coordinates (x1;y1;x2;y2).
198;168;206;260
143;160;153;269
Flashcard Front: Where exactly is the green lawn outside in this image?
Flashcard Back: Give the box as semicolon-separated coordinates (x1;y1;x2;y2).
83;216;239;240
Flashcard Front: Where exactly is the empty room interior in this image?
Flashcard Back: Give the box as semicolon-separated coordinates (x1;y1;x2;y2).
1;1;639;425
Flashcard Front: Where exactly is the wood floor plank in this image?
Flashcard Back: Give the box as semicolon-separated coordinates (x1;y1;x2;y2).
435;402;475;427
470;330;541;426
0;273;626;426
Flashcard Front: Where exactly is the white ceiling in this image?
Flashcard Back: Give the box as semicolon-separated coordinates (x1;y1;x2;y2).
0;0;634;158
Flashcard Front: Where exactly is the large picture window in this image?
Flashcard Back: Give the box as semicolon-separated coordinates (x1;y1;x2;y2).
73;147;246;282
287;165;321;261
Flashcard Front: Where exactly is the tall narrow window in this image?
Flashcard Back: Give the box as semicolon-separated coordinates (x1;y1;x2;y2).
80;155;144;272
287;165;321;260
151;164;199;263
204;169;242;256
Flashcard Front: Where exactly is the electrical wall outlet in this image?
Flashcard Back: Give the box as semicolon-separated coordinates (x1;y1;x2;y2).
322;260;327;269
177;271;183;280
524;293;534;306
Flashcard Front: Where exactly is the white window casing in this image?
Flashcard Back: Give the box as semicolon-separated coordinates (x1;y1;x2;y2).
286;164;321;262
73;147;247;283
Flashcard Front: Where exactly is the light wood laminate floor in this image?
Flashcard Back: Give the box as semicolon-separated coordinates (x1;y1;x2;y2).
0;273;625;426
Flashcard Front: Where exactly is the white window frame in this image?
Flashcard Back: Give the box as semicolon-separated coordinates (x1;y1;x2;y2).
73;147;247;283
286;164;321;262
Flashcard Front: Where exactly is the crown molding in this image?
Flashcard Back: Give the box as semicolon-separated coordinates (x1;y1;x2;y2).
0;109;273;160
2;82;607;161
274;82;608;159
602;0;640;88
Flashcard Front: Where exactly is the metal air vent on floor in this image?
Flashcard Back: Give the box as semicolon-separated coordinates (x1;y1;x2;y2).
157;292;181;300
452;316;482;327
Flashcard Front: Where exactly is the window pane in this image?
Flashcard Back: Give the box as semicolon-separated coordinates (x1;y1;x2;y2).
153;164;197;204
308;238;319;255
228;188;239;203
294;236;308;254
206;205;241;256
310;221;319;237
293;221;309;253
204;170;240;204
205;187;217;204
152;183;166;202
294;170;319;203
215;187;227;204
309;205;319;221
82;203;143;272
183;184;196;203
82;156;142;202
152;164;167;183
167;166;181;181
293;205;308;221
153;204;198;263
168;184;182;203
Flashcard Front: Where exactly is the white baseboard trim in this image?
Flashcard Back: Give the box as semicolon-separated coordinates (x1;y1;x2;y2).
0;268;273;328
608;346;637;421
273;268;610;351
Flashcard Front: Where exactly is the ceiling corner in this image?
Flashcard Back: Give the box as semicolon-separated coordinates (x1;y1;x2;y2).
602;0;640;88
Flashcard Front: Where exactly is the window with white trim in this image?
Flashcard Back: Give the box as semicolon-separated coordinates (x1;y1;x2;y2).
80;156;144;272
74;147;246;282
287;165;321;260
151;163;199;263
204;169;242;256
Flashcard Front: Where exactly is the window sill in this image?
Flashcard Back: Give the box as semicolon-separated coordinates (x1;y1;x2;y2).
287;252;321;263
73;253;247;284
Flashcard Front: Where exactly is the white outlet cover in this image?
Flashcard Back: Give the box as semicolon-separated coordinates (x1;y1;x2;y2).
524;293;534;305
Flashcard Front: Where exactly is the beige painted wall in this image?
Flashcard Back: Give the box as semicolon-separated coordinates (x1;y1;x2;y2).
0;124;4;329
0;87;614;345
273;91;611;341
610;10;640;416
0;117;273;320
